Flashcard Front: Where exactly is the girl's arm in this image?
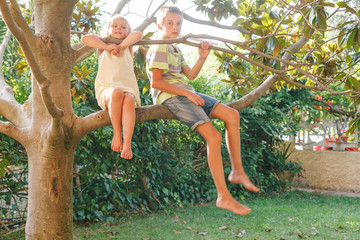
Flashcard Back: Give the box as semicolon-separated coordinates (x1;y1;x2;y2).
118;31;142;57
81;34;117;55
182;41;211;81
151;68;205;106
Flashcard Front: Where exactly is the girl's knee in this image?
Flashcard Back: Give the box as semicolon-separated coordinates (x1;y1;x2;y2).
111;88;124;100
123;93;135;104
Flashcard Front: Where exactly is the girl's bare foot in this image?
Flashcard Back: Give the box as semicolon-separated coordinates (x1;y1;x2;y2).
216;195;251;215
228;171;260;192
111;134;123;152
120;142;133;159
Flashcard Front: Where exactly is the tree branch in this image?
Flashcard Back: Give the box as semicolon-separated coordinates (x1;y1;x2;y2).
182;12;253;35
77;30;359;97
8;0;36;45
0;121;27;145
111;0;130;16
75;27;354;134
0;29;31;128
134;0;167;32
72;42;95;64
229;27;315;110
0;0;64;120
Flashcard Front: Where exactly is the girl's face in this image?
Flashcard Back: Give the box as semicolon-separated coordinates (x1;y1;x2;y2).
158;12;182;39
110;18;130;39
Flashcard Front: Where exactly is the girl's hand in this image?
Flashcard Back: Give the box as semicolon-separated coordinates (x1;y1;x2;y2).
106;44;118;53
198;41;211;60
114;45;126;56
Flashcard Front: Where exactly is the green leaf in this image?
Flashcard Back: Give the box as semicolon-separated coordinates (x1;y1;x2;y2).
317;9;327;29
266;37;277;52
336;2;358;16
347;29;357;50
317;2;335;7
261;13;273;27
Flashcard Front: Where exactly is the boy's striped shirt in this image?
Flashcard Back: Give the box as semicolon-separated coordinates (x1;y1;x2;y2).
146;44;193;104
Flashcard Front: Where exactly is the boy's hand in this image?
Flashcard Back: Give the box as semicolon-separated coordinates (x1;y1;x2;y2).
198;41;211;59
185;92;205;106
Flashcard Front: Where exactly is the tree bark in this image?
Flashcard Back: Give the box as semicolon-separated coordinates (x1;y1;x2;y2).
25;147;75;239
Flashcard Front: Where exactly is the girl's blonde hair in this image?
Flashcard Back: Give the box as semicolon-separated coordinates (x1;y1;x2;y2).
100;14;131;37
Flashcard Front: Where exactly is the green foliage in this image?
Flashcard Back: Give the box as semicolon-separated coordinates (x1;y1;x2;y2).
194;0;238;21
0;134;28;223
72;0;103;36
1;36;31;104
71;64;94;104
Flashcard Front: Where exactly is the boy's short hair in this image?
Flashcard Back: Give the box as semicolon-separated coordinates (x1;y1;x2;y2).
156;5;183;25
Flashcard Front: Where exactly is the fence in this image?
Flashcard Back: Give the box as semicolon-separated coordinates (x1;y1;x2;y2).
295;113;359;151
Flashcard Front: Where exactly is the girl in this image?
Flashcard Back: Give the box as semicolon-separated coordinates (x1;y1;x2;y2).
82;15;142;159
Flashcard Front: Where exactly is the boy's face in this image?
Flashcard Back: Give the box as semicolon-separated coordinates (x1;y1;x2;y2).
158;12;182;39
110;18;130;39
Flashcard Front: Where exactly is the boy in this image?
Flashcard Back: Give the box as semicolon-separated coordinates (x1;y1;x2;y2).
146;6;259;215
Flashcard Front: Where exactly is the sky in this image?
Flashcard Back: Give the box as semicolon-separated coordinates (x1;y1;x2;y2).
101;0;240;47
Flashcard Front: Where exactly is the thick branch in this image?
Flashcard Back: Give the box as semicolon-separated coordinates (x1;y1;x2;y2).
0;121;26;145
72;42;95;64
228;75;281;110
229;28;315;110
75;105;175;139
0;0;64;119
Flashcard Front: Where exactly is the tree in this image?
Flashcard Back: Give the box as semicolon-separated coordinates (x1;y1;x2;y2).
0;0;359;239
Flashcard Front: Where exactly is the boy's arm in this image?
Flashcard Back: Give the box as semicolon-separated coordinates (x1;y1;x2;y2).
152;68;205;106
182;41;211;81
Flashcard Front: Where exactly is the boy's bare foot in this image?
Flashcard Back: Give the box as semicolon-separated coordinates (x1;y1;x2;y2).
111;134;123;152
120;142;133;159
228;171;260;192
216;195;251;215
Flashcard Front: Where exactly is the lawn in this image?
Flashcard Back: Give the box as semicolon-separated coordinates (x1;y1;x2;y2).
2;190;360;239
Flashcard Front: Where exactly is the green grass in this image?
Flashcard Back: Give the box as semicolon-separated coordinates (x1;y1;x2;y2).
2;190;360;240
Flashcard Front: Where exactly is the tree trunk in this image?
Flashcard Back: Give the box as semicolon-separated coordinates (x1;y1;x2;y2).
21;2;78;239
25;147;75;239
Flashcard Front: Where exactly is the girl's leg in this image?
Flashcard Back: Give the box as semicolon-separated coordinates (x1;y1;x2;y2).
120;93;136;159
105;88;124;152
210;103;259;192
196;122;251;215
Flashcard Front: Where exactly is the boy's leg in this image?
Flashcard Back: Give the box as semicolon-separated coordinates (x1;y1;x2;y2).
105;88;124;152
196;122;251;215
120;93;135;159
210;103;259;192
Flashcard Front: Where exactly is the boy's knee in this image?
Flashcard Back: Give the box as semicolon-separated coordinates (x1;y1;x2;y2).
208;130;222;145
228;108;240;124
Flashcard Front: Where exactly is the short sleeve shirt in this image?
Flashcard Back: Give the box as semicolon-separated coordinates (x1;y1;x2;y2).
146;44;193;104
